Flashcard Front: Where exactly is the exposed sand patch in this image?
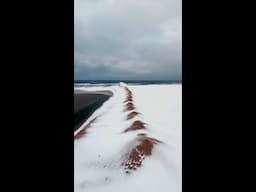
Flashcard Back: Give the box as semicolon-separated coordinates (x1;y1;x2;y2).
123;87;133;103
124;120;146;132
124;97;133;103
74;84;182;192
124;87;132;95
124;105;135;112
74;117;97;139
126;102;135;108
121;134;162;173
127;111;140;120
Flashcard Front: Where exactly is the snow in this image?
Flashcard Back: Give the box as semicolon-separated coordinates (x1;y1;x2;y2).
74;84;182;192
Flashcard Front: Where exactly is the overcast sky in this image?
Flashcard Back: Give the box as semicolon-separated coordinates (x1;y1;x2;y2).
75;0;181;80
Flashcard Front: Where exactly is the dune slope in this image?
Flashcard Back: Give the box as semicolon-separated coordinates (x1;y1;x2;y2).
74;83;182;192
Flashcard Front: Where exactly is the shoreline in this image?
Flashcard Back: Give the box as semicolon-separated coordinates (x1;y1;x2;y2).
74;90;113;131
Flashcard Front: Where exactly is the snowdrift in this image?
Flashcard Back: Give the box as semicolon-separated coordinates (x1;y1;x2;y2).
74;83;182;192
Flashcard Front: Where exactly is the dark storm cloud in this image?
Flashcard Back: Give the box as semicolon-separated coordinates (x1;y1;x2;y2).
75;0;181;80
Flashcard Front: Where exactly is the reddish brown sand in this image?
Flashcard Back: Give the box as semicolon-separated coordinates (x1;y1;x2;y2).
74;128;86;140
74;117;97;139
124;100;135;111
126;92;133;97
124;87;133;99
124;120;146;132
121;135;162;173
124;96;133;103
126;102;134;108
126;90;132;96
124;87;131;92
124;105;135;112
127;111;140;120
127;92;132;97
124;97;133;103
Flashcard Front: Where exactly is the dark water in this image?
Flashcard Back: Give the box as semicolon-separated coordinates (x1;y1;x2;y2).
74;80;181;85
74;93;110;131
74;80;181;131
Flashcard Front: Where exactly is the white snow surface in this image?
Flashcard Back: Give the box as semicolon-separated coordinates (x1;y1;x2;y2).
74;84;182;192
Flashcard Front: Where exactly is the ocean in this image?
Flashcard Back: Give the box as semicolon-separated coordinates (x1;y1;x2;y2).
74;80;181;85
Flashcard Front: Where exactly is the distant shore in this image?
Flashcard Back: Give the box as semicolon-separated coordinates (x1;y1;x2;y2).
74;80;182;85
74;89;113;131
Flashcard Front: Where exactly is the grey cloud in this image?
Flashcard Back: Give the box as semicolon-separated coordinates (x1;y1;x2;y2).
75;0;181;80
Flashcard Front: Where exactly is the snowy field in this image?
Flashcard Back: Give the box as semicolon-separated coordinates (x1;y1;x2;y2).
74;83;182;192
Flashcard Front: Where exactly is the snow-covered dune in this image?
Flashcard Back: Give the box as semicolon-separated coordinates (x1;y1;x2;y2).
74;83;182;192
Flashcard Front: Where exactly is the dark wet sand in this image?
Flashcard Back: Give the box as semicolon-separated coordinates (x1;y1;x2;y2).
74;89;113;131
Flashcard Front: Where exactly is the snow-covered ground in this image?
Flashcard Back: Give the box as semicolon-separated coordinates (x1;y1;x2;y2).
74;83;182;192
